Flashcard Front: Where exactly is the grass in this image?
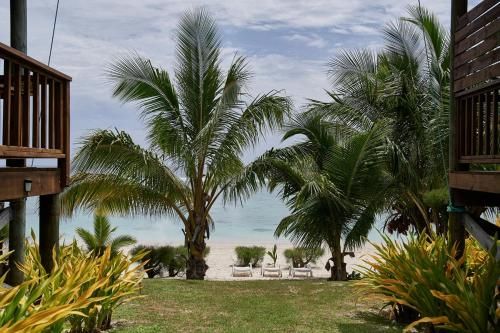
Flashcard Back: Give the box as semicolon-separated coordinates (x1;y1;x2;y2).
112;279;401;333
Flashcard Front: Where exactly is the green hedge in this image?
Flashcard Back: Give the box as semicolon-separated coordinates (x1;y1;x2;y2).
234;246;266;266
284;247;324;268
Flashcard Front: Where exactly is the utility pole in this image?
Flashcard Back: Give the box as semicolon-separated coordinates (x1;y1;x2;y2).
6;0;27;286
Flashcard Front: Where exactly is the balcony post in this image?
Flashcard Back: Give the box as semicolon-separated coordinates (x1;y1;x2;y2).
6;0;28;286
39;194;60;273
448;0;468;259
6;199;26;285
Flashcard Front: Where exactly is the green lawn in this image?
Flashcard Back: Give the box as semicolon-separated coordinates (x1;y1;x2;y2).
112;279;401;333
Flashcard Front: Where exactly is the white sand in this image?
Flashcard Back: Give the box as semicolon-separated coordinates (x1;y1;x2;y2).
202;240;377;281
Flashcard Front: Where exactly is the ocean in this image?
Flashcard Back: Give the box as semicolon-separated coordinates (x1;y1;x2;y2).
25;190;386;246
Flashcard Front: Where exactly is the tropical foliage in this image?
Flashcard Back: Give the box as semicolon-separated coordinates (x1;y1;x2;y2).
131;245;210;278
234;110;389;280
61;8;291;279
283;247;324;268
234;246;266;266
0;267;92;332
76;214;136;257
0;240;144;333
358;235;500;332
321;5;451;235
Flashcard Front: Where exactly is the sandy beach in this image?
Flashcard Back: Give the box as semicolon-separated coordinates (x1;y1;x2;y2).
199;240;377;280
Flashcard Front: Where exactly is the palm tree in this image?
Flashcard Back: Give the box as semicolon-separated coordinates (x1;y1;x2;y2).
233;110;390;280
317;5;450;235
76;215;136;257
61;9;291;279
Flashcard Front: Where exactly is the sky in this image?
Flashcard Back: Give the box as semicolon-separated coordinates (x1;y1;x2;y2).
0;0;481;162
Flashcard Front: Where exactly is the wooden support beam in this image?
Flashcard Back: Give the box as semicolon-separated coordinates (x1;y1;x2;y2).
449;0;468;260
463;214;500;261
39;194;60;273
0;168;62;201
6;199;25;286
449;171;500;194
0;206;11;230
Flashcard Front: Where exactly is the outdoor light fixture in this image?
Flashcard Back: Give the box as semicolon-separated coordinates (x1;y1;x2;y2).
24;179;32;193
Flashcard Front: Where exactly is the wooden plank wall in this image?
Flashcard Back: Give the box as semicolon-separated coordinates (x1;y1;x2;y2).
454;0;500;164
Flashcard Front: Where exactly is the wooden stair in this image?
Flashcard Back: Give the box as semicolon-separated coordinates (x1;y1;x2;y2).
463;213;500;261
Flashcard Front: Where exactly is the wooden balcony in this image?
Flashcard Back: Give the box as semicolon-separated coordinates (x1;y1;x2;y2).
0;42;71;201
450;0;500;206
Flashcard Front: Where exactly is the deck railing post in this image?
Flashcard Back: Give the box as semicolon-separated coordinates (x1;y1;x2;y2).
449;0;468;259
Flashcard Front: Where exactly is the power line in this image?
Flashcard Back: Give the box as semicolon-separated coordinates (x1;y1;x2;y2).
48;0;60;66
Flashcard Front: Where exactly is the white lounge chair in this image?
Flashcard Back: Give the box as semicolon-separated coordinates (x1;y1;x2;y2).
232;264;253;277
289;264;313;278
261;264;282;277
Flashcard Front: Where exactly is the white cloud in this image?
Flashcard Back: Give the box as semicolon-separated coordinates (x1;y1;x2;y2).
0;0;474;158
284;33;328;48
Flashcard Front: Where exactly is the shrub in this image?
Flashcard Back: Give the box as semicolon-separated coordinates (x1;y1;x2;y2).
21;240;146;332
284;247;324;268
358;234;500;332
266;244;278;266
0;250;97;333
131;245;210;278
235;246;265;266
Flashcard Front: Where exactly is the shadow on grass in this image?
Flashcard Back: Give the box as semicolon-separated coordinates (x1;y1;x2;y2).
335;311;402;332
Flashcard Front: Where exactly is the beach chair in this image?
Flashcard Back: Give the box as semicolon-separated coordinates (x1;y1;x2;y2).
261;264;282;277
232;264;253;277
289;264;313;278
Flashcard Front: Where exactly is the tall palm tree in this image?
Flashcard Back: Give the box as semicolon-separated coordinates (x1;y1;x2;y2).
232;110;390;280
317;5;450;235
76;215;136;257
61;9;291;279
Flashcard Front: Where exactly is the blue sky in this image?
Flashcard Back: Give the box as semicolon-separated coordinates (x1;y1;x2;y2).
0;0;480;162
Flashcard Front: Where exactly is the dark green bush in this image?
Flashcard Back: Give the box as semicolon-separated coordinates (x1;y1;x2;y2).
234;246;265;266
131;245;210;278
284;247;324;267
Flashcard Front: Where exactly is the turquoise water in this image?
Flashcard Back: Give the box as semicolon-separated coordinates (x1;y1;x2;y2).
26;190;386;245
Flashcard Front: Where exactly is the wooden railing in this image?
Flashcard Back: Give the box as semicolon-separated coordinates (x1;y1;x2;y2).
454;0;499;164
0;42;71;185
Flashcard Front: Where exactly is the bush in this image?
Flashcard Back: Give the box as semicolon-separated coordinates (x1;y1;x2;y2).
284;247;324;268
235;246;265;266
20;240;145;332
131;245;210;278
358;234;500;332
0;247;109;333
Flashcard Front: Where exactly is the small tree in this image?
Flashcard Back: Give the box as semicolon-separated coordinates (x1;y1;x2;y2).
76;215;136;257
234;111;389;280
266;244;278;267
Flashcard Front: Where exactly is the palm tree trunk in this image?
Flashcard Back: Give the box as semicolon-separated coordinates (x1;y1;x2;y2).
186;241;208;280
333;247;342;281
185;211;208;280
331;236;346;281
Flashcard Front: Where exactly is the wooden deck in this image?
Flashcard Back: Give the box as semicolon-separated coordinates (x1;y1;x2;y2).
0;42;71;201
450;0;500;206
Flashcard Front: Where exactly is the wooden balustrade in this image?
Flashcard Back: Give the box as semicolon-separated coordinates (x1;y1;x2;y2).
454;0;500;164
0;41;71;186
